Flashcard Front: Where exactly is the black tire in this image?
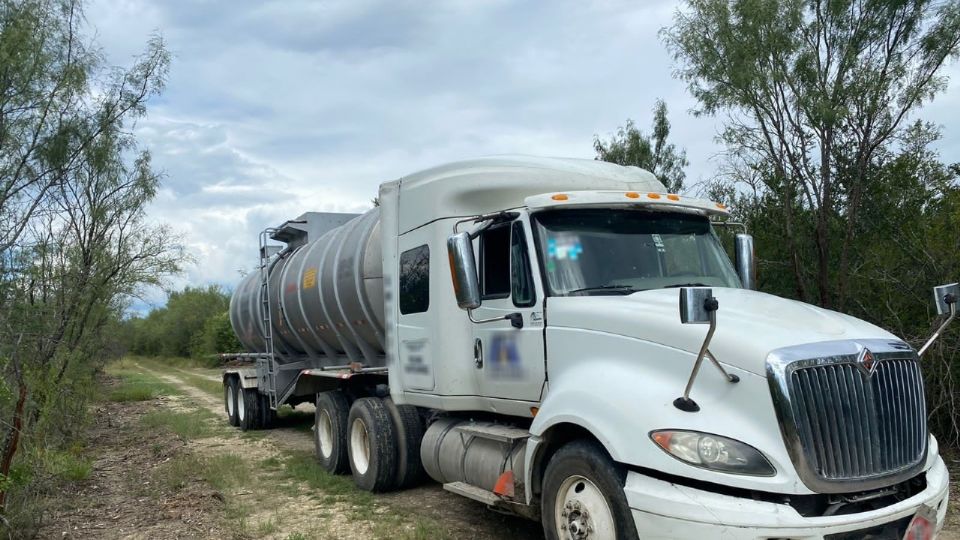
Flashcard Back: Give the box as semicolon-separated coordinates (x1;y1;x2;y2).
347;397;398;492
226;377;240;427
239;387;259;431
384;397;426;489
315;391;351;474
257;392;276;429
541;440;639;540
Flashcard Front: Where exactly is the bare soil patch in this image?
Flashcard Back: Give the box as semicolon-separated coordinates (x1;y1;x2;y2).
35;381;230;539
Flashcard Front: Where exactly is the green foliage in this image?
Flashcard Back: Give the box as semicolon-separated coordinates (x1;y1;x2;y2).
125;285;239;358
0;0;179;528
594;100;688;193
666;0;960;447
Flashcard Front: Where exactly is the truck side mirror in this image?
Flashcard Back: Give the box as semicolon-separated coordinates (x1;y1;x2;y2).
679;287;715;324
676;287;738;412
918;283;958;357
735;234;756;290
447;232;481;310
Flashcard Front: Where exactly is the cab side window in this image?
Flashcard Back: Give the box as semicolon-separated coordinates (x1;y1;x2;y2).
480;224;511;299
480;221;536;307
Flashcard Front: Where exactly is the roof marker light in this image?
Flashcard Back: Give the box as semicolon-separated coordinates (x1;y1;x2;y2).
552;194;569;201
647;193;662;199
667;194;681;201
716;202;727;210
625;191;640;199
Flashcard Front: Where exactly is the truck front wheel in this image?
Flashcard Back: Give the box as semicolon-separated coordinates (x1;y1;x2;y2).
315;391;351;474
541;440;638;540
347;397;398;492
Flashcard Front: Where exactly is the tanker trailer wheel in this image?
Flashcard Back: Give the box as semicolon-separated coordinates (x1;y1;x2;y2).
384;397;426;489
315;391;351;474
347;397;398;492
257;393;276;429
541;440;638;540
225;377;240;427
238;387;260;431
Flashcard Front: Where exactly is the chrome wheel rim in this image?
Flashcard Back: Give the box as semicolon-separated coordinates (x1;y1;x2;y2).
554;475;615;540
350;418;370;475
236;387;245;421
226;384;235;417
317;410;334;458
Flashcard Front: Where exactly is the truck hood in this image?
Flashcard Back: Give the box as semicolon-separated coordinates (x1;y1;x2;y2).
546;288;900;376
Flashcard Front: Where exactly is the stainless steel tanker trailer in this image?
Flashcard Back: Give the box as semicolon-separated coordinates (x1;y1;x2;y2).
223;156;953;540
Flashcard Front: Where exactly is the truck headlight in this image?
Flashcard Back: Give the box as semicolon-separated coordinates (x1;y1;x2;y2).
650;430;775;476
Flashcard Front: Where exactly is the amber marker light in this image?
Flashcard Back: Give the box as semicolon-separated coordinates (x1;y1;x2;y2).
552;194;569;201
667;194;681;201
716;202;727;210
625;191;640;199
652;431;672;449
530;407;539;417
647;193;662;199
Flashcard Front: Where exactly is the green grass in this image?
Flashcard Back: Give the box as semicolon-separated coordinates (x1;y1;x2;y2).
154;453;249;492
141;409;218;440
105;359;181;402
42;450;93;482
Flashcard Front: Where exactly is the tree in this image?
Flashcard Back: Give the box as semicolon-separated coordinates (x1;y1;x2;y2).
0;0;178;525
663;0;960;310
593;100;689;193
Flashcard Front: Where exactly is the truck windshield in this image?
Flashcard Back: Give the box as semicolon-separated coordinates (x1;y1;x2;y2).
532;209;741;296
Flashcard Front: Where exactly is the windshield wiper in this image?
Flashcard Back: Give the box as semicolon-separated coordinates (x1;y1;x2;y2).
566;285;640;296
663;282;709;288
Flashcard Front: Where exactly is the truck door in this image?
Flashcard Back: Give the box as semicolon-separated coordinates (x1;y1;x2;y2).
471;218;546;403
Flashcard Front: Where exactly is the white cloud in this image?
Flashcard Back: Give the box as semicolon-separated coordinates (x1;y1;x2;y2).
87;0;960;313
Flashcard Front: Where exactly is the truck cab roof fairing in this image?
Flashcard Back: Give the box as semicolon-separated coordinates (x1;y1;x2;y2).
392;156;666;234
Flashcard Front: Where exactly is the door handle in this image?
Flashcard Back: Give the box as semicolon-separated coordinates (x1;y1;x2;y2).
473;338;483;369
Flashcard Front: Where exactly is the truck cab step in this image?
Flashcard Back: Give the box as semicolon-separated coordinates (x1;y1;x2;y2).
443;482;500;505
454;423;530;443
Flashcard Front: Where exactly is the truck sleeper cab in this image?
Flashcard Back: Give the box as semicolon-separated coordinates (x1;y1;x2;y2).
223;156;951;540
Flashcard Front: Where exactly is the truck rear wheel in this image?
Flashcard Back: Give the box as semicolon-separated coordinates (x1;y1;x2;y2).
541;440;638;540
315;391;351;474
347;397;397;492
238;387;259;431
384;398;425;489
225;377;239;427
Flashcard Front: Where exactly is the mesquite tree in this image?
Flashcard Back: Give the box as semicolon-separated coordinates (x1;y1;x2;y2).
664;0;960;309
593;100;689;194
0;0;180;525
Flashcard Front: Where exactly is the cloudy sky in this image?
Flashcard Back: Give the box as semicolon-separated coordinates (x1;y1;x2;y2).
86;0;960;311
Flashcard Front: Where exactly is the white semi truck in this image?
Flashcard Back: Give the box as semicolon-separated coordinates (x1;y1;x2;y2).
224;156;952;539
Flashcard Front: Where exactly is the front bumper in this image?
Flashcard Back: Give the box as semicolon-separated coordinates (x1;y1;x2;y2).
623;455;950;539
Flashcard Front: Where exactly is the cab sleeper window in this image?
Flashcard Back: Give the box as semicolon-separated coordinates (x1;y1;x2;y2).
399;245;429;314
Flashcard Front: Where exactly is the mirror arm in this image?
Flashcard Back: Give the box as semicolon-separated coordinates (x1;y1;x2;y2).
919;299;956;358
674;298;738;413
468;310;524;329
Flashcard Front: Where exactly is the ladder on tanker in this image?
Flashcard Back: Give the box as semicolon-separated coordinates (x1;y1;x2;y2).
259;229;280;409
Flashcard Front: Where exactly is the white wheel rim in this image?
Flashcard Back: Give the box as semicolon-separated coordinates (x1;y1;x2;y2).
554;475;616;540
226;385;235;417
318;410;334;458
350;418;370;475
236;387;245;421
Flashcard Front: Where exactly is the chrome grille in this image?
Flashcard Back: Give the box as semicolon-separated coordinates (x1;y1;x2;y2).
767;340;928;493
